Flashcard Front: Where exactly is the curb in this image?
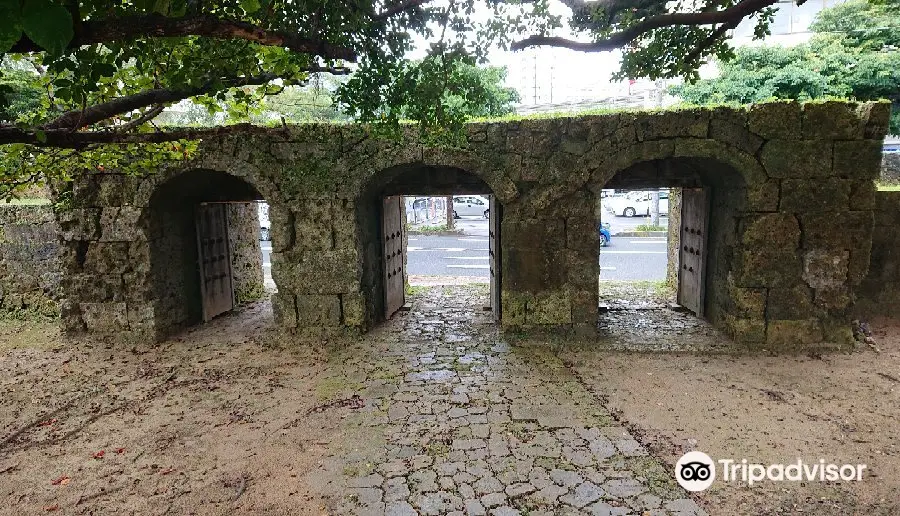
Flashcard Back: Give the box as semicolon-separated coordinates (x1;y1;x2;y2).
614;231;668;237
407;230;465;236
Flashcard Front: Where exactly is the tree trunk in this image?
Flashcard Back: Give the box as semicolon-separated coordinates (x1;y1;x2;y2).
446;196;454;229
651;191;660;227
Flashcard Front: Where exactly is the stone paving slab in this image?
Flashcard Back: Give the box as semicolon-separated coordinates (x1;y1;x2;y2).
308;286;705;516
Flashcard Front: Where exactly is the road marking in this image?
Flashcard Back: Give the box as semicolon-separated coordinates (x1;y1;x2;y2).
444;256;488;260
263;263;271;267
600;266;617;271
600;250;667;254
458;238;488;242
261;246;272;251
408;238;419;242
409;247;489;252
628;240;667;244
447;264;490;269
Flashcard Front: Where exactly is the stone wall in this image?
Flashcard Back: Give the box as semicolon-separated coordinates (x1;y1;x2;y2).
883;153;900;185
0;205;61;317
55;100;892;349
855;191;900;316
227;203;265;305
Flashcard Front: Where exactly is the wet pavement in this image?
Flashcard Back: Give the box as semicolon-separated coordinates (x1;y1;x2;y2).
309;285;707;515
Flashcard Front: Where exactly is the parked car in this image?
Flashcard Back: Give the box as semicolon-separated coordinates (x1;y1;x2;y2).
258;202;270;241
453;195;489;218
598;222;612;247
605;190;669;217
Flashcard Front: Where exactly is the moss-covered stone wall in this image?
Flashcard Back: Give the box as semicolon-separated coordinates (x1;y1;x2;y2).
0;205;60;317
855;191;900;316
55;100;891;349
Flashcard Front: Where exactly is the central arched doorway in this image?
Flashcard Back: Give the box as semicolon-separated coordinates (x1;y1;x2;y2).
355;164;503;327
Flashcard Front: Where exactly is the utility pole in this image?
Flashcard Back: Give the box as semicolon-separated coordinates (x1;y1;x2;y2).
532;53;538;105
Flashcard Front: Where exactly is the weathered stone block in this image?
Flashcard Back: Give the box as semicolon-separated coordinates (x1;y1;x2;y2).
801;211;871;250
848;246;872;285
98;207;143;242
527;291;571;325
81;302;128;331
748;101;801;140
57;208;101;241
767;286;814;319
736;249;802;288
723;315;766;344
760;140;833;178
635;110;709;141
272;292;297;328
766;320;824;350
85;242;131;274
833;140;883;180
802;101;865;140
779;179;849;212
294;200;334;249
802;249;849;289
126;302;155;327
859;101;892;139
340;293;367;327
727;281;767;318
745;180;780;212
272;248;360;294
741;213;799;248
814;286;851;311
849;181;876;210
570;290;597;325
709;115;764;155
296;295;341;326
501;291;527;326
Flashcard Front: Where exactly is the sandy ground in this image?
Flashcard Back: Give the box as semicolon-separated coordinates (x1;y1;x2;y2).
561;317;900;515
1;287;898;515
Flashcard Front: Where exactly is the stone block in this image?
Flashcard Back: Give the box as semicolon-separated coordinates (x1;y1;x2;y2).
727;282;767;318
709;115;764;155
296;295;342;326
272;248;360;294
565;218;598;255
833;140;883;180
526;291;572;325
740;213;799;248
340;293;367;327
766;320;824;350
802;101;865;140
814;286;851;311
848;246;872;285
126;302;156;327
98;207;143;242
800;211;871;250
849;181;876;210
57;208;101;241
571;290;598;325
736;249;802;288
723;315;766;344
294;200;334;250
272;292;297;328
81;302;128;332
501;291;527;326
748;101;801;140
635;109;709;141
62;273;124;303
859;101;892;139
779;179;849;212
85;242;131;274
767;286;814;319
760;140;833;178
802;249;849;289
745;180;780;212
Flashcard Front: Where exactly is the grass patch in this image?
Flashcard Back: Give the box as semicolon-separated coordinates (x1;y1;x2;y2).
634;223;667;232
405;283;427;296
408;224;460;234
0;197;51;206
877;184;900;191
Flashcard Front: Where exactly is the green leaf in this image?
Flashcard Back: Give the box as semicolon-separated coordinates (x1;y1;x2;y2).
240;0;261;13
0;0;23;53
22;0;73;55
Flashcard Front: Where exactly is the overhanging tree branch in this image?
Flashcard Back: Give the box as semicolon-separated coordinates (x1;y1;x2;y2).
510;0;778;51
0;124;275;148
9;14;357;61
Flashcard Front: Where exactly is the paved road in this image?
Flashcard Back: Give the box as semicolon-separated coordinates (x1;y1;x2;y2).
260;224;668;283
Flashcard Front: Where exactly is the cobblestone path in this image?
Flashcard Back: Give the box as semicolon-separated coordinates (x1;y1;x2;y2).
311;286;705;516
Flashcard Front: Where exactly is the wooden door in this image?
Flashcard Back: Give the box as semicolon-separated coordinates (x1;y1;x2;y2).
488;195;501;321
382;196;405;319
195;203;234;322
677;188;709;317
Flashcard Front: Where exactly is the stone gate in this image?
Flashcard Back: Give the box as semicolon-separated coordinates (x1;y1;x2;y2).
54;100;891;350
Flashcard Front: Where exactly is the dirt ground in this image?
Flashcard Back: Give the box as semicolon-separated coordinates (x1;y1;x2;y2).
0;286;898;515
562;317;900;515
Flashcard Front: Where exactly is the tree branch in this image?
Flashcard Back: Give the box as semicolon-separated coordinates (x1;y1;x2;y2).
114;105;166;133
510;0;778;52
9;14;357;61
372;0;432;22
44;74;281;131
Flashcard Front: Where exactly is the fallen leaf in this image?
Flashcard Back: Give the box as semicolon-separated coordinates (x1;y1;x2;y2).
93;450;105;459
50;475;69;485
38;419;58;427
43;504;59;512
115;447;125;454
160;467;176;475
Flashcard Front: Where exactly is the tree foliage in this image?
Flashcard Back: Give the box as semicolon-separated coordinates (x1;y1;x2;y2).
673;0;900;133
0;0;821;196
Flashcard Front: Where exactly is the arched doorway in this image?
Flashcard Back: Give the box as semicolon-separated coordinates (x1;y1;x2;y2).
596;157;748;335
144;169;271;338
355;164;503;327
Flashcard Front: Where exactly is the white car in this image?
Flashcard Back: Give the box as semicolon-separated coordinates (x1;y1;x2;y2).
453;195;489;218
605;190;669;217
258;202;271;241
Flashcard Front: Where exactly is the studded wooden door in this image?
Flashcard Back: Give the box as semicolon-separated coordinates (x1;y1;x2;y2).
195;203;234;322
677;188;709;317
382;196;405;319
488;195;501;321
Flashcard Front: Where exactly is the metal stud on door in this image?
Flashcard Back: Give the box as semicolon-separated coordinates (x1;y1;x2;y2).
677;188;709;317
195;203;235;322
382;196;405;319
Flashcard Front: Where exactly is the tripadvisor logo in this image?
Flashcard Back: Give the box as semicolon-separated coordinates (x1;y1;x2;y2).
675;451;867;492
